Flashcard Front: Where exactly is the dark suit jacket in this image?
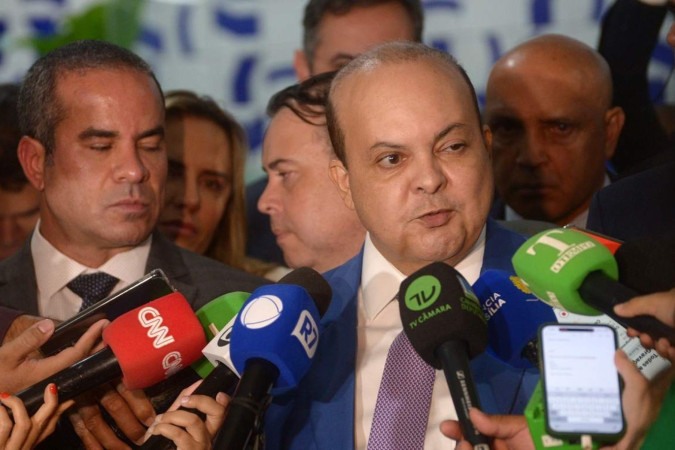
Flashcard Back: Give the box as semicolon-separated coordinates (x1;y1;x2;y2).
598;0;675;175
587;161;675;241
0;231;265;315
263;220;544;450
0;231;266;448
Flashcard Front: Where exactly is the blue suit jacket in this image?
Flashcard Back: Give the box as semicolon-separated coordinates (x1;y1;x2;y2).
264;220;541;449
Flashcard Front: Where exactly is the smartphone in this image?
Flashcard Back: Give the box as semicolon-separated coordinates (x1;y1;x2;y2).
41;269;175;356
539;324;625;442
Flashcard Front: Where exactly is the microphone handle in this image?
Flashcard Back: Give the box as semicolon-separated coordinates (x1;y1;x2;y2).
139;363;240;450
436;340;492;450
213;358;279;450
15;347;120;416
580;272;675;343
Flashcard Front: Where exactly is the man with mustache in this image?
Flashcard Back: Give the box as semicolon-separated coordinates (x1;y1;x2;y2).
485;34;625;228
0;40;263;448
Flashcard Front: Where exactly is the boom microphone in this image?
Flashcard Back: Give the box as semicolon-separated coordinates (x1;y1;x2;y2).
512;228;675;344
472;270;557;368
15;293;205;416
214;267;332;450
398;262;491;449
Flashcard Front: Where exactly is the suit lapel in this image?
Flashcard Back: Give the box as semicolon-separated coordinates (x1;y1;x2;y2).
0;239;39;315
144;231;198;304
306;252;363;449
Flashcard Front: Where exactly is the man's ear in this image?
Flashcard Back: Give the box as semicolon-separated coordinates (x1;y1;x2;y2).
482;124;493;160
293;49;312;82
328;159;354;210
603;106;625;161
17;136;48;191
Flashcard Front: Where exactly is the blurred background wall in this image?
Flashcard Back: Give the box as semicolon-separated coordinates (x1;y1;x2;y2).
1;0;673;181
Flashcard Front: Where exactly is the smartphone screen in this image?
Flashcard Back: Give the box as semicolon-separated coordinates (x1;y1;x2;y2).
540;324;624;439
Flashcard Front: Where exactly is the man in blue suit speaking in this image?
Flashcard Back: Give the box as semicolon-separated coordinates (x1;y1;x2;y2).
264;42;542;449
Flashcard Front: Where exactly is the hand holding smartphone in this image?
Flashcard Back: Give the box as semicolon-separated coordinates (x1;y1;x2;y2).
539;324;625;443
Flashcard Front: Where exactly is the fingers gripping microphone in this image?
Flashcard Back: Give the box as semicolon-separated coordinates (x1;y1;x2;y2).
398;262;491;449
214;267;332;450
472;270;557;368
512;228;675;343
15;293;206;416
139;292;251;450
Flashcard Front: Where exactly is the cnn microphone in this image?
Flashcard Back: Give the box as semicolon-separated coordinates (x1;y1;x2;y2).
512;228;675;344
15;293;206;416
399;262;491;450
214;267;332;450
472;270;557;368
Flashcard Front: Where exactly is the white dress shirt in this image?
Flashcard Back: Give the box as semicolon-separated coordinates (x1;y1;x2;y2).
354;227;486;449
32;221;152;321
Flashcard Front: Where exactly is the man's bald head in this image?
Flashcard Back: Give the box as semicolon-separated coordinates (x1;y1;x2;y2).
485;34;624;226
490;34;613;109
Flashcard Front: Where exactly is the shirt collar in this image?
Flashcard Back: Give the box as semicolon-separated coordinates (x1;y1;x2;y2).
360;226;486;320
32;220;153;300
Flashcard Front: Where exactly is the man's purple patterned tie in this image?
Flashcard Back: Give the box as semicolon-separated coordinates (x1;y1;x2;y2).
367;330;436;449
67;272;119;312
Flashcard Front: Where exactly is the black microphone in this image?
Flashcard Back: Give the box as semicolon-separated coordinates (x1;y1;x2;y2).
398;262;491;450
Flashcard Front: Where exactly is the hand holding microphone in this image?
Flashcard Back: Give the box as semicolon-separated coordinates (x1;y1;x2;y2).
614;289;675;361
398;262;491;449
14;292;206;417
440;408;532;450
511;228;675;345
140;267;332;450
141;380;229;449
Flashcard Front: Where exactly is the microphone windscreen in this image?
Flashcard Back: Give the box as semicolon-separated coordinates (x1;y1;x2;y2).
103;293;206;389
512;228;618;315
229;283;324;391
399;262;487;368
277;267;332;316
614;233;675;294
192;291;250;378
472;270;557;368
